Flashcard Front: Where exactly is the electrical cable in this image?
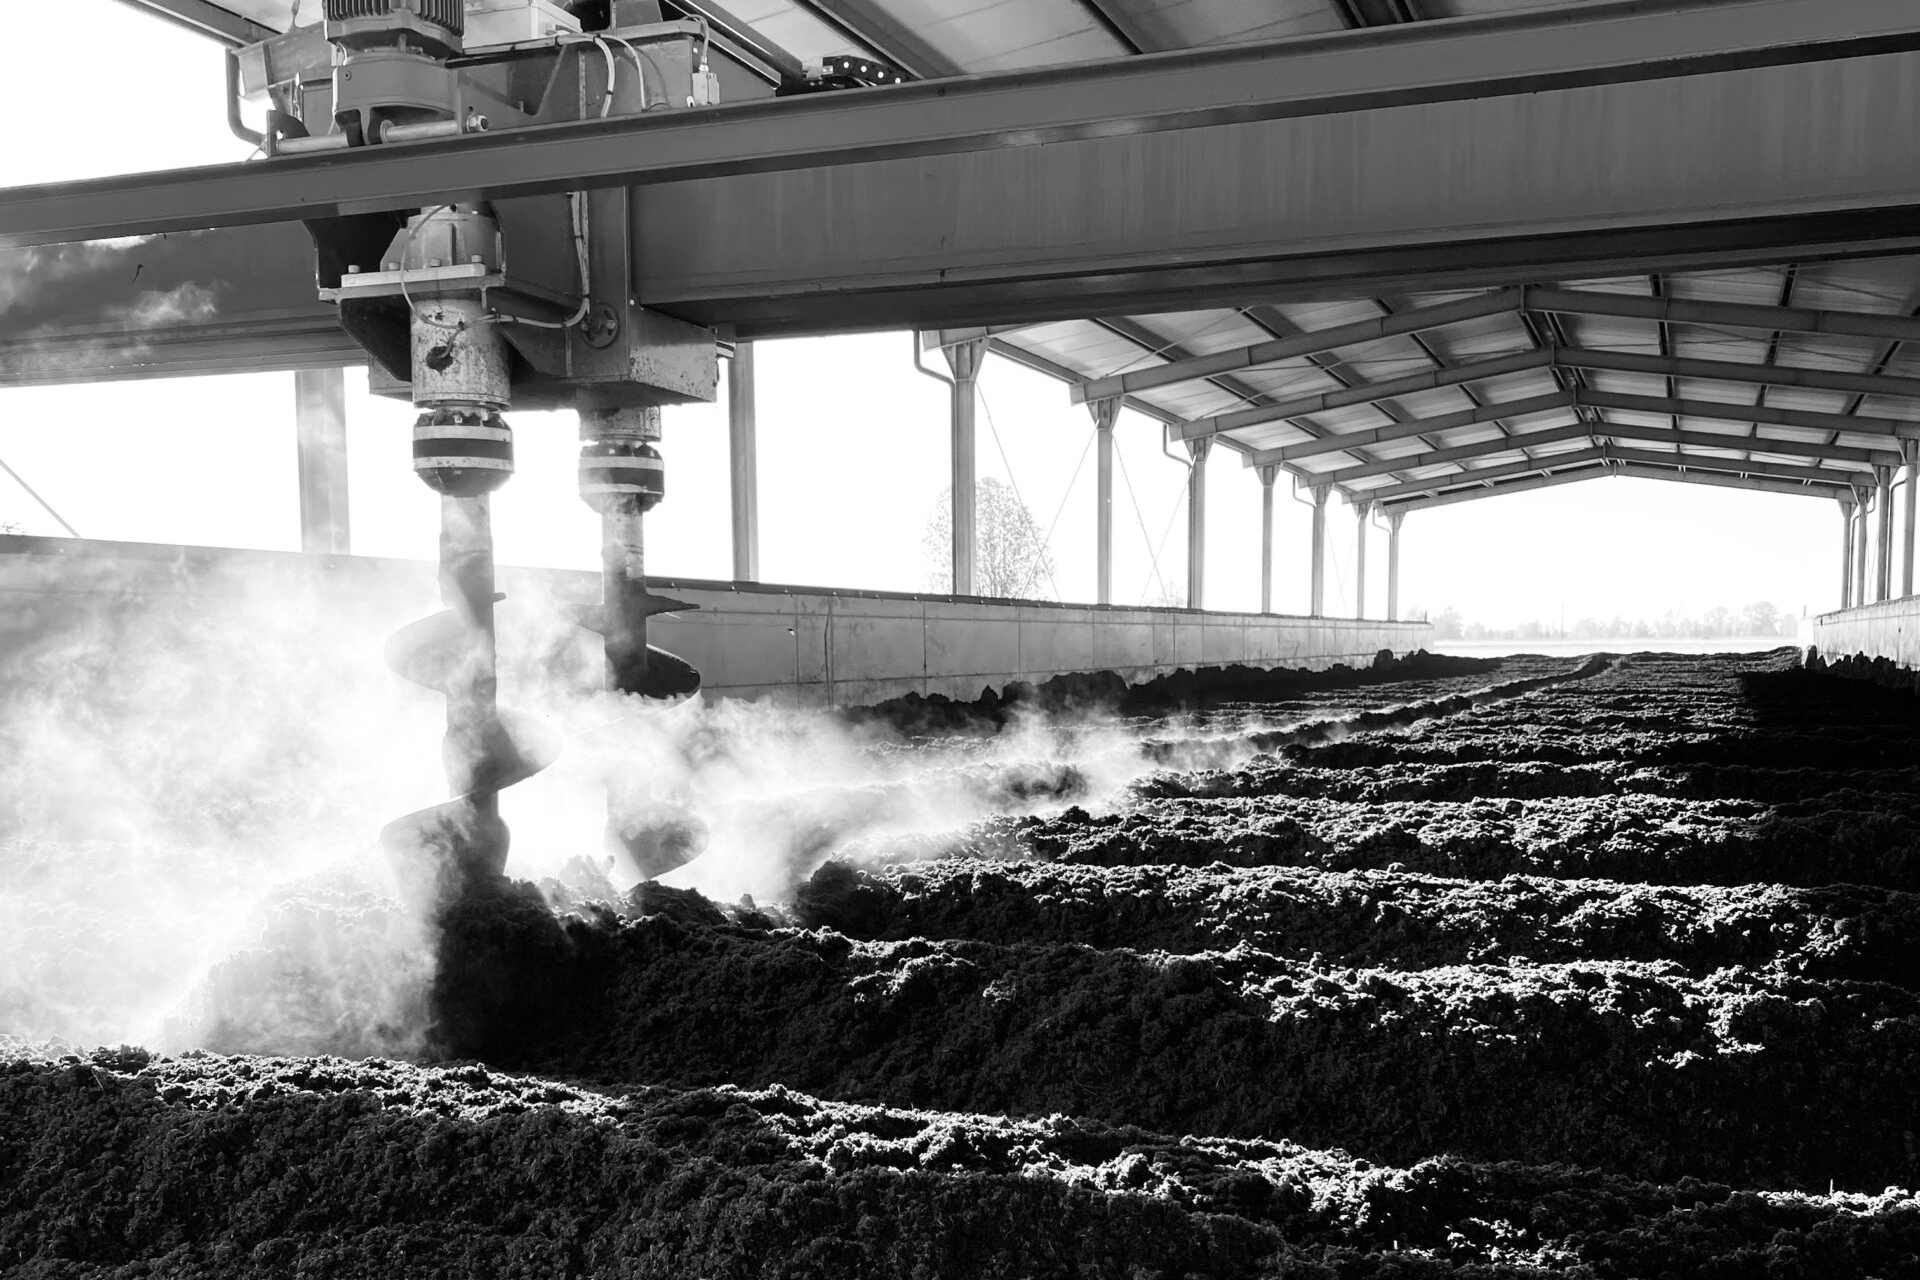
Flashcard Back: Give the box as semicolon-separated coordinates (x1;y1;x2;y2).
633;43;679;108
398;205;479;333
601;34;666;110
0;454;80;537
595;37;620;115
577;36;618;116
497;192;593;329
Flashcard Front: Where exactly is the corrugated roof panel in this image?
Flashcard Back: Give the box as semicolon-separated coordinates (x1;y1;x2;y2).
1498;436;1585;460
1833;431;1907;453
1674;326;1770;362
1751;385;1853;416
1585;370;1670;399
1317;339;1437;387
1603;406;1677;431
1124;310;1272;354
877;0;1125;71
1096;0;1342;50
1879;347;1920;380
1146;385;1252;420
1670;379;1824;413
721;0;872;63
1564;314;1656;356
1264;298;1392;333
1420;315;1532;363
1846;395;1920;423
1795;258;1920;313
1229;363;1355;401
1005;320;1132;368
1546;274;1646;298
1233;423;1317;452
1671;420;1760;441
1667;267;1791;308
1421;0;1590;15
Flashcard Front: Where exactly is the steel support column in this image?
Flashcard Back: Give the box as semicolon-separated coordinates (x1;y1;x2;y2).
1186;436;1212;609
1906;439;1919;597
727;341;760;582
1257;464;1278;614
1855;495;1872;608
1091;397;1120;605
1352;497;1371;620
1840;495;1858;609
943;338;987;596
1878;465;1895;601
1387;510;1405;622
293;368;350;556
1310;485;1329;618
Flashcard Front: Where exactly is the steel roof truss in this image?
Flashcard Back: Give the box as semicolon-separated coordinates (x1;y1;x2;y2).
1385;461;1853;512
1320;420;1593;485
1074;290;1518;404
1179;347;1552;440
1365;446;1610;500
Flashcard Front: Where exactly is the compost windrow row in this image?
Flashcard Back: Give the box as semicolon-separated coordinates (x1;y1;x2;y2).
9;648;1920;1277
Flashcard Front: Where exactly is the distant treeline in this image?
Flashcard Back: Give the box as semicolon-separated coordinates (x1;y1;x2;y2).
1413;602;1800;642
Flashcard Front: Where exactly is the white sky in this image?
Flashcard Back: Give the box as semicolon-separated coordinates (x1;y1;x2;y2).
0;0;1850;628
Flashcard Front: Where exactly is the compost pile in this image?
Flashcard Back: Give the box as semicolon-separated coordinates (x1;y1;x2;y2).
8;649;1920;1277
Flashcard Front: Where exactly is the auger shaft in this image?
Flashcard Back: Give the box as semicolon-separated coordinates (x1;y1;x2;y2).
576;404;705;880
438;493;500;807
379;217;559;896
600;505;650;695
578;405;669;697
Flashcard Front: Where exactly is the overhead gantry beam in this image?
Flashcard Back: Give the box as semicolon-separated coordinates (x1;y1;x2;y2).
14;0;1920;338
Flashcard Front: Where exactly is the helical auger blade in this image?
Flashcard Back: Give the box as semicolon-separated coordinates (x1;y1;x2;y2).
380;596;561;908
568;587;708;881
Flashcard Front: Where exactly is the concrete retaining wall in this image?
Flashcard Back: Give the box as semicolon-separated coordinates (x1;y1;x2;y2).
1806;598;1920;672
0;536;1431;708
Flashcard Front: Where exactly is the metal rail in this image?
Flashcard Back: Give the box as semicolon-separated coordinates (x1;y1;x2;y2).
9;0;1920;248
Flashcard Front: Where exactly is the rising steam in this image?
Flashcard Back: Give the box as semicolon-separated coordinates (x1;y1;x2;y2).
0;551;1523;1060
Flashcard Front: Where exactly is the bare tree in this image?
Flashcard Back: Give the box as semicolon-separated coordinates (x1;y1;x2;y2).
921;477;1055;599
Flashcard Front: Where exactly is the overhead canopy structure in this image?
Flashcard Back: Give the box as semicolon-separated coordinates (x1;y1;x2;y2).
978;267;1920;510
10;0;1920;511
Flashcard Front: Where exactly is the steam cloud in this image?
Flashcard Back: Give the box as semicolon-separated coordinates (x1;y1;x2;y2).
0;556;1181;1058
0;551;1473;1061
